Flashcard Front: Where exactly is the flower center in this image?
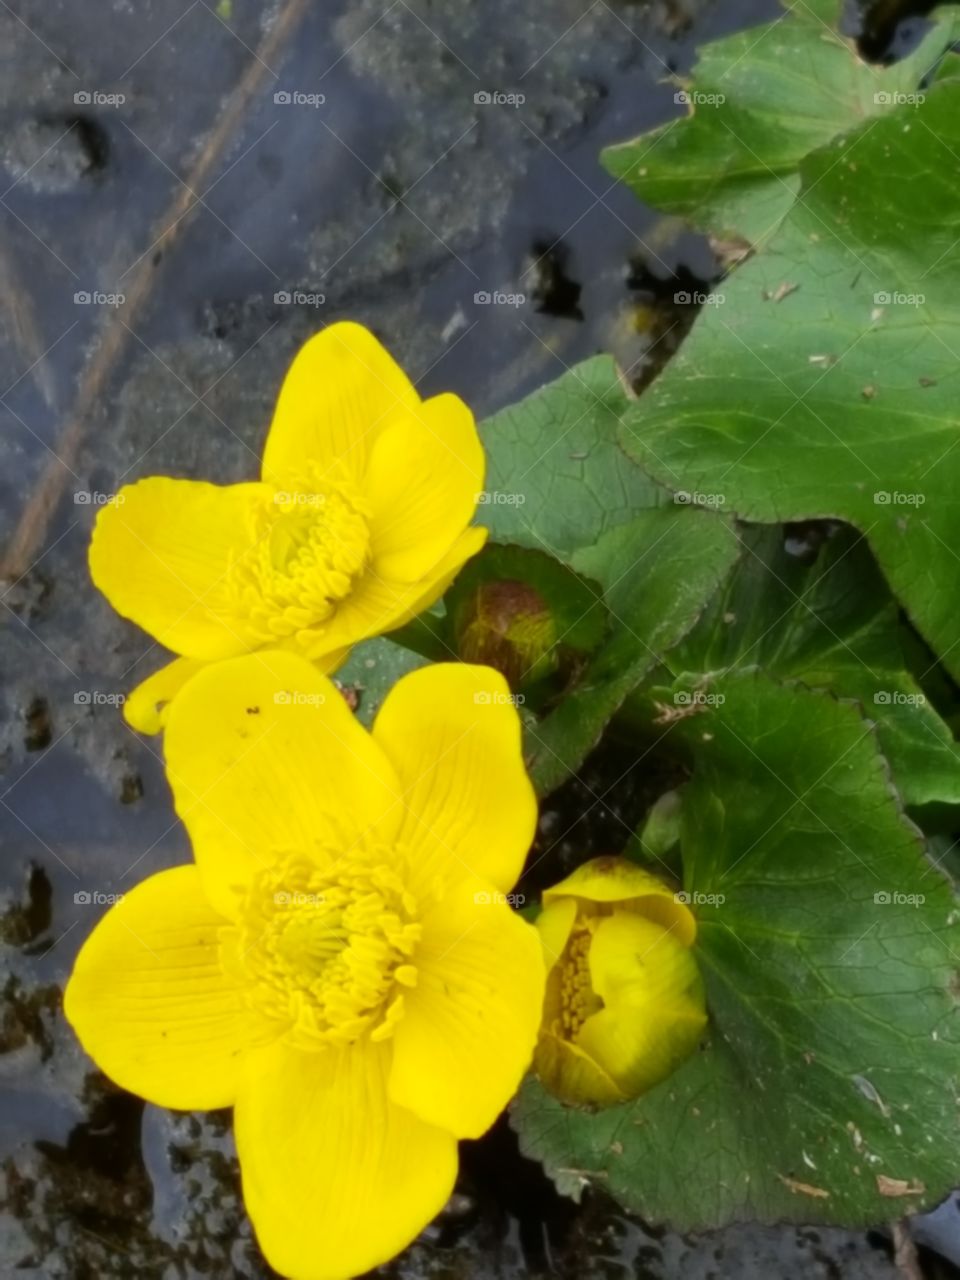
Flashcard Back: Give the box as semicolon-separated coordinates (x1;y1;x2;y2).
557;924;602;1038
225;466;371;642
232;851;421;1049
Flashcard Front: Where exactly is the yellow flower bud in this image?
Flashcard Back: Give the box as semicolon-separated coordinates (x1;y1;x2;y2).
534;856;706;1106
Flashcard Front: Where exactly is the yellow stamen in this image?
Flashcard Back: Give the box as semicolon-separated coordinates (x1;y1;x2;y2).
557;924;602;1038
223;464;371;643
232;850;421;1049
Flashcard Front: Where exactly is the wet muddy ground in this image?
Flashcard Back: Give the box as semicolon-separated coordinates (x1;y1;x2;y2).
1;0;958;1275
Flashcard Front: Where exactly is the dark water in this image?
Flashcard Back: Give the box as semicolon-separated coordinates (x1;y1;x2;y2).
1;0;957;1275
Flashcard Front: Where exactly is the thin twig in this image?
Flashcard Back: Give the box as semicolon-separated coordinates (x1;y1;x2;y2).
1;0;312;582
0;237;59;409
892;1218;925;1280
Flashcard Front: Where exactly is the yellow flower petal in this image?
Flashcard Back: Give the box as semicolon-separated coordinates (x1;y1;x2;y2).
534;1029;626;1106
63;866;270;1109
235;1039;457;1280
372;662;536;897
163;651;402;918
577;912;706;1098
544;856;697;947
305;524;486;660
89;477;269;659
535;896;577;971
389;883;545;1138
261;322;421;487
123;656;208;734
365;393;484;583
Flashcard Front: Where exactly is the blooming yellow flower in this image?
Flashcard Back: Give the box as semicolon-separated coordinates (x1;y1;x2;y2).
90;322;486;733
64;654;544;1280
534;857;705;1105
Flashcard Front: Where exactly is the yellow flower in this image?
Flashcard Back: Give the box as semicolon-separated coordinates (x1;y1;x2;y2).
534;857;706;1106
64;654;544;1280
91;322;486;733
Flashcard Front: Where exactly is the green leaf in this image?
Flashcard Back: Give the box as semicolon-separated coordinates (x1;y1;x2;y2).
659;525;960;807
479;355;663;554
476;358;739;793
521;509;738;794
333;637;427;726
601;1;960;243
619;82;960;683
513;673;960;1227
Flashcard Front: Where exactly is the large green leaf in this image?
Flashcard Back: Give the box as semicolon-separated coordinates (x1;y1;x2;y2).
602;1;960;244
656;525;960;807
619;81;960;682
513;673;960;1227
479;355;664;552
476;358;739;793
